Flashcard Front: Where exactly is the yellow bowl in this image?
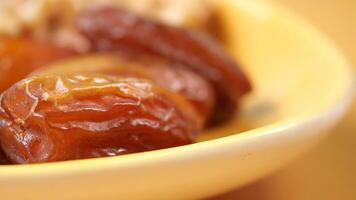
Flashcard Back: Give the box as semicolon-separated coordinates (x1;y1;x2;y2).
0;0;354;199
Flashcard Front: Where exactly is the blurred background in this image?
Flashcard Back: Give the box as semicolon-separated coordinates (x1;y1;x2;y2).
215;0;356;199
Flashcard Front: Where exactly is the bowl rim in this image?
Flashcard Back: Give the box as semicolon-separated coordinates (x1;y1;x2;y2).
0;0;354;177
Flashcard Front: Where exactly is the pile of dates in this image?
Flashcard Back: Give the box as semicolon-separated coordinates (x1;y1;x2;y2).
0;6;251;164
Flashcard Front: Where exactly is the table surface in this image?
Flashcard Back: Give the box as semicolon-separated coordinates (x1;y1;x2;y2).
214;0;356;199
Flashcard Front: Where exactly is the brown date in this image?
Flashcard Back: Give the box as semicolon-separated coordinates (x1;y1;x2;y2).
33;54;215;125
76;6;252;123
0;73;201;163
0;37;74;92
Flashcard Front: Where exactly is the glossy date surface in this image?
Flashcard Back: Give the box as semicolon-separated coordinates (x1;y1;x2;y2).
33;54;215;124
0;73;201;163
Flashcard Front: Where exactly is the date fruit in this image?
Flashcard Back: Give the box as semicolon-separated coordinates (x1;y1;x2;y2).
0;73;201;163
76;6;252;123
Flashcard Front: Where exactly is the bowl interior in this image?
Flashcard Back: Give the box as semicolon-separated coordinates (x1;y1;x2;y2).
200;0;353;141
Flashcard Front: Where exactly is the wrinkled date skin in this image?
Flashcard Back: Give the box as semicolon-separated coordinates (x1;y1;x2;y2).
76;6;252;123
0;37;73;92
33;54;215;124
111;54;216;121
0;73;201;164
